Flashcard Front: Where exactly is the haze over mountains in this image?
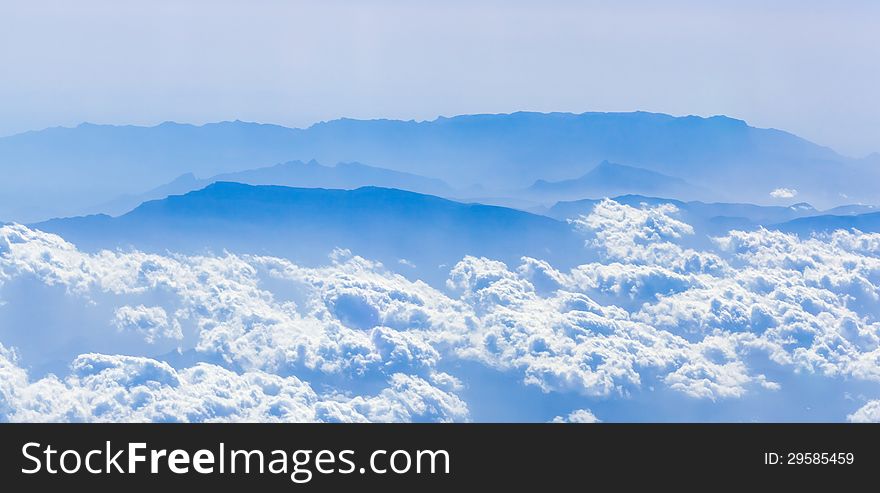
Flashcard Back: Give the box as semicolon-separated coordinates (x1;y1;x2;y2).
2;111;878;222
90;160;456;217
773;211;880;236
526;161;707;202
4;111;880;424
35;181;880;294
36;183;586;285
5;109;880;264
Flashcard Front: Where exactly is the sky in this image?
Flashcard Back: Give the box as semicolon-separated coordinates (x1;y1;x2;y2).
0;0;878;157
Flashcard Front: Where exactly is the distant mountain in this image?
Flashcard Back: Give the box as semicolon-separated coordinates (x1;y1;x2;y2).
34;183;587;285
822;204;880;216
773;212;880;235
858;152;880;169
451;196;549;214
289;112;871;207
213;160;453;195
89;160;455;216
0;120;306;221
3;111;876;221
525;161;707;201
88;172;204;217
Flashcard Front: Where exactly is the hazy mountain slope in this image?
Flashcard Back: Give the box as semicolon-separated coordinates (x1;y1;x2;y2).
0;120;302;221
526;161;707;201
2;111;873;221
88;160;455;216
34;183;587;285
822;204;880;216
211;160;453;196
87;172;204;216
291;112;861;202
773;212;880;235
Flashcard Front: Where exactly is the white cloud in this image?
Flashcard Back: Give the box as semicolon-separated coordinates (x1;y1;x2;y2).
322;373;469;423
3;197;880;422
114;305;182;343
770;188;798;199
848;400;880;423
551;409;600;423
0;347;467;423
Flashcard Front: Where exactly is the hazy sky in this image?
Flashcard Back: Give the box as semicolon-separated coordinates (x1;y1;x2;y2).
1;0;878;156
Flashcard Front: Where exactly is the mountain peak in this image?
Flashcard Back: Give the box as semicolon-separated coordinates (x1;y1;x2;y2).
789;202;815;211
169;172;198;184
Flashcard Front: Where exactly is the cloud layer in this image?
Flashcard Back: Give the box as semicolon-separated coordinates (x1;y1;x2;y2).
2;198;879;422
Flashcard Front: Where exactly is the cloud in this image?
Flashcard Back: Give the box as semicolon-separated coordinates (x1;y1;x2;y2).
568;199;726;275
551;409;600;423
3;196;880;422
114;305;182;343
848;400;880;423
322;373;469;423
770;188;798;199
0;347;467;423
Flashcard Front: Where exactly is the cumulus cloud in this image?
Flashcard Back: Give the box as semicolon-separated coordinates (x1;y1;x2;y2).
551;409;600;423
848;400;880;423
0;347;467;423
770;188;798;199
114;305;182;343
2;196;880;422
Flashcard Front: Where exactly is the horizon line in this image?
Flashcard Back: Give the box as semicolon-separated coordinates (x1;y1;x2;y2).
1;109;869;159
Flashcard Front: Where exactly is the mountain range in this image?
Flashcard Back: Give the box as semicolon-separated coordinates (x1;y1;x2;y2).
3;111;878;222
526;161;707;202
89;160;456;216
773;212;880;236
35;183;587;285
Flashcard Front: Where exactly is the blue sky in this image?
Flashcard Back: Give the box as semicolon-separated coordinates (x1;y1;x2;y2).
0;0;878;156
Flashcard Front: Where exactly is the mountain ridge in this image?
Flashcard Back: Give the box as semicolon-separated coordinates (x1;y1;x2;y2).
34;183;587;285
87;160;456;216
773;211;880;235
2;110;874;222
526;160;707;201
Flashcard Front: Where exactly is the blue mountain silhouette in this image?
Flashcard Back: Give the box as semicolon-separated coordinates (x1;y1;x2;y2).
526;161;707;201
2;111;874;221
89;160;455;216
773;211;880;235
34;183;587;285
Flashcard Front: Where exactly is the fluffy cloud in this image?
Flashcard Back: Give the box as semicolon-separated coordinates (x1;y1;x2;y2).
2;196;880;421
551;409;600;423
114;305;182;343
770;188;798;199
0;347;467;423
848;400;880;423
